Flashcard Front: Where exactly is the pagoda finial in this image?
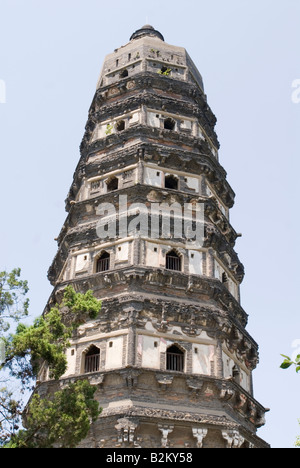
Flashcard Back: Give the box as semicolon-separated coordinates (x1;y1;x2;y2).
130;25;164;42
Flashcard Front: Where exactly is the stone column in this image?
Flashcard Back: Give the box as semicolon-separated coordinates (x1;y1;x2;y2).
127;326;136;366
137;159;144;184
141;104;147;125
206;248;215;277
215;336;224;378
126;307;137;367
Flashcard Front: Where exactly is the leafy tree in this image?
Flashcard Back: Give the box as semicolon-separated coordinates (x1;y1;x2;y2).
0;387;22;444
5;380;100;448
0;268;29;334
4;285;102;386
0;271;102;448
0;268;30;444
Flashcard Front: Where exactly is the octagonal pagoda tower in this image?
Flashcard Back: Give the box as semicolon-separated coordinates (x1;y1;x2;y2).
43;26;269;448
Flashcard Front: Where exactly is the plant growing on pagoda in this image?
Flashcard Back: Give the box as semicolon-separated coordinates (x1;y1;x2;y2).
158;67;172;77
105;123;113;135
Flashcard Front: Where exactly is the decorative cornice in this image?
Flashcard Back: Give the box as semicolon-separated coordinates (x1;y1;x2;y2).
91;72;216;138
66;141;235;212
100;404;238;428
50;265;249;326
81;124;215;163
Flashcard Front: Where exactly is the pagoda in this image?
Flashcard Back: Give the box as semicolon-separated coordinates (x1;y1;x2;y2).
43;26;269;448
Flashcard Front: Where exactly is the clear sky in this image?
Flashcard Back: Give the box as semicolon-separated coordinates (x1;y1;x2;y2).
0;0;299;448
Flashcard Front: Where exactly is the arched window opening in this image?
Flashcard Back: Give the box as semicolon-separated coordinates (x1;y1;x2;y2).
222;272;228;284
166;345;184;372
166;250;181;272
232;365;241;385
120;69;129;78
84;345;100;374
165;174;178;190
106;176;118;192
96;251;110;272
116;120;125;132
164;117;176;131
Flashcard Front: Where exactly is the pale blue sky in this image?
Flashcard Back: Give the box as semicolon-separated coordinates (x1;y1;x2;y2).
0;0;299;448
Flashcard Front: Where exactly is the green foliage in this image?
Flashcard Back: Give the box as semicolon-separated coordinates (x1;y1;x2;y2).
5;380;101;448
0;268;29;334
158;68;172;76
3;286;102;385
0;279;102;447
62;285;102;323
280;354;300;373
150;48;160;55
296;427;300;448
0;387;23;445
105;123;113;135
0;269;30;446
4;307;71;384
